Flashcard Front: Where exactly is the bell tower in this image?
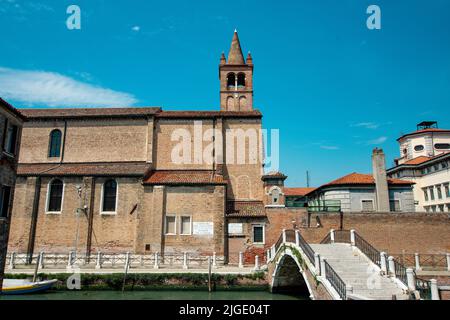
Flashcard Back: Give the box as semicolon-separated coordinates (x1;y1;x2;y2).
219;30;253;111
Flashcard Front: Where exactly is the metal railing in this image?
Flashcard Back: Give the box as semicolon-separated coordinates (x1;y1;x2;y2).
324;259;346;300
393;259;407;286
391;253;447;271
5;252;225;269
320;233;331;244
274;233;284;253
354;233;381;268
296;231;315;266
415;277;432;300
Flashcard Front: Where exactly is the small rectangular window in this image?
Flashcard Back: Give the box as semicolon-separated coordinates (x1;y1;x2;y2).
361;200;374;212
4;124;18;155
429;187;435;200
444;184;450;198
0;185;12;218
165;216;176;235
180;216;191;235
390;200;401;212
253;225;264;244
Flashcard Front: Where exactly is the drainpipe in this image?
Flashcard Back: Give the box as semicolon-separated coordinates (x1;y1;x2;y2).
26;176;41;264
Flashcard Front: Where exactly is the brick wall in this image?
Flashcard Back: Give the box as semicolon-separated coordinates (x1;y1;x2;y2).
264;209;450;255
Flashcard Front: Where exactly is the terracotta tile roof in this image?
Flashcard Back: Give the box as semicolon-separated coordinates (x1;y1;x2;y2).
19;107;161;119
262;171;287;180
388;152;450;172
143;170;226;185
403;156;432;165
17;162;150;176
284;187;316;196
156;110;262;119
306;172;414;196
0;97;26;120
19;107;262;120
226;200;266;217
397;128;450;141
322;172;414;186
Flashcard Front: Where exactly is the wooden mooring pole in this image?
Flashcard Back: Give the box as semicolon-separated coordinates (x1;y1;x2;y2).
32;253;40;283
122;252;130;292
208;256;212;292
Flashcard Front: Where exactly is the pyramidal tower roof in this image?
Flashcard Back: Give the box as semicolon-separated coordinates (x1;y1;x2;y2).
227;30;245;65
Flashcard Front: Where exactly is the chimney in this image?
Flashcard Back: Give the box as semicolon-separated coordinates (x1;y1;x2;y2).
372;148;390;212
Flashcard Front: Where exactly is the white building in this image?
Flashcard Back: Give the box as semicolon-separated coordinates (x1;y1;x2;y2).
387;122;450;212
307;149;415;213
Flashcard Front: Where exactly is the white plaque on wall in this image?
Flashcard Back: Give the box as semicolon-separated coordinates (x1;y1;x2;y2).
228;223;243;235
193;222;214;236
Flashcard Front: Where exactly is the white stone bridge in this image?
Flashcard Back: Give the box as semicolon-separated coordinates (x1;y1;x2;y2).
267;229;440;300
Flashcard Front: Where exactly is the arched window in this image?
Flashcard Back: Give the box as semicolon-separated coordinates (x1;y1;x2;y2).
48;129;62;157
102;179;117;212
237;73;245;87
47;179;63;212
227;73;235;88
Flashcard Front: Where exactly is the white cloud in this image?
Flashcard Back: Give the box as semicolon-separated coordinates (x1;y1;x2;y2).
131;26;141;32
0;67;138;107
366;136;387;145
320;145;339;150
351;122;380;129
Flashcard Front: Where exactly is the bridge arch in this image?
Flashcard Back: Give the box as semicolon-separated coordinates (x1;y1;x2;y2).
271;246;314;299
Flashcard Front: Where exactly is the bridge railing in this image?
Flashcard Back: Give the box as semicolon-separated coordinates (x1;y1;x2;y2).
324;259;347;300
296;230;315;266
393;259;408;286
415;277;432;300
354;232;381;268
319;229;434;300
271;229;353;299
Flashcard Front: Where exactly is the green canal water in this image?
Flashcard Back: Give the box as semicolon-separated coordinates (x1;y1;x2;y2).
0;290;306;300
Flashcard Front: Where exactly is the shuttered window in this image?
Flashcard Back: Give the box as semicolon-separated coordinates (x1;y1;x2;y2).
102;179;117;212
180;216;191;235
48;129;62;157
165;216;176;235
253;225;264;243
361;200;374;212
48;179;63;212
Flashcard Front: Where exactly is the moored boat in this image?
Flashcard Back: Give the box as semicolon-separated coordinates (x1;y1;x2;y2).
1;279;58;295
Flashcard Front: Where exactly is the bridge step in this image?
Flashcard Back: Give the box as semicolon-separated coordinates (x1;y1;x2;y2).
309;243;409;300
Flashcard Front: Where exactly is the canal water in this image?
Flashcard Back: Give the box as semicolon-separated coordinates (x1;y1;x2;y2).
0;290;306;300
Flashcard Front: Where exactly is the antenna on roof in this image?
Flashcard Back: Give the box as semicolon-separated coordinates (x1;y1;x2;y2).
306;171;310;188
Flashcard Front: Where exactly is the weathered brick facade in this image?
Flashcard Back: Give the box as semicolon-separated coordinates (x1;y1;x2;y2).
0;98;25;289
7;32;270;261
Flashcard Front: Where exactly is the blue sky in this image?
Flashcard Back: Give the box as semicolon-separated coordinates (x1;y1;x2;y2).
1;0;449;187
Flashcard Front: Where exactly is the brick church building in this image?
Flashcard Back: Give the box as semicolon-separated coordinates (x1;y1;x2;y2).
7;31;299;262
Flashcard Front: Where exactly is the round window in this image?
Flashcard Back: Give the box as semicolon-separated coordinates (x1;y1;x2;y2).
414;145;424;151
